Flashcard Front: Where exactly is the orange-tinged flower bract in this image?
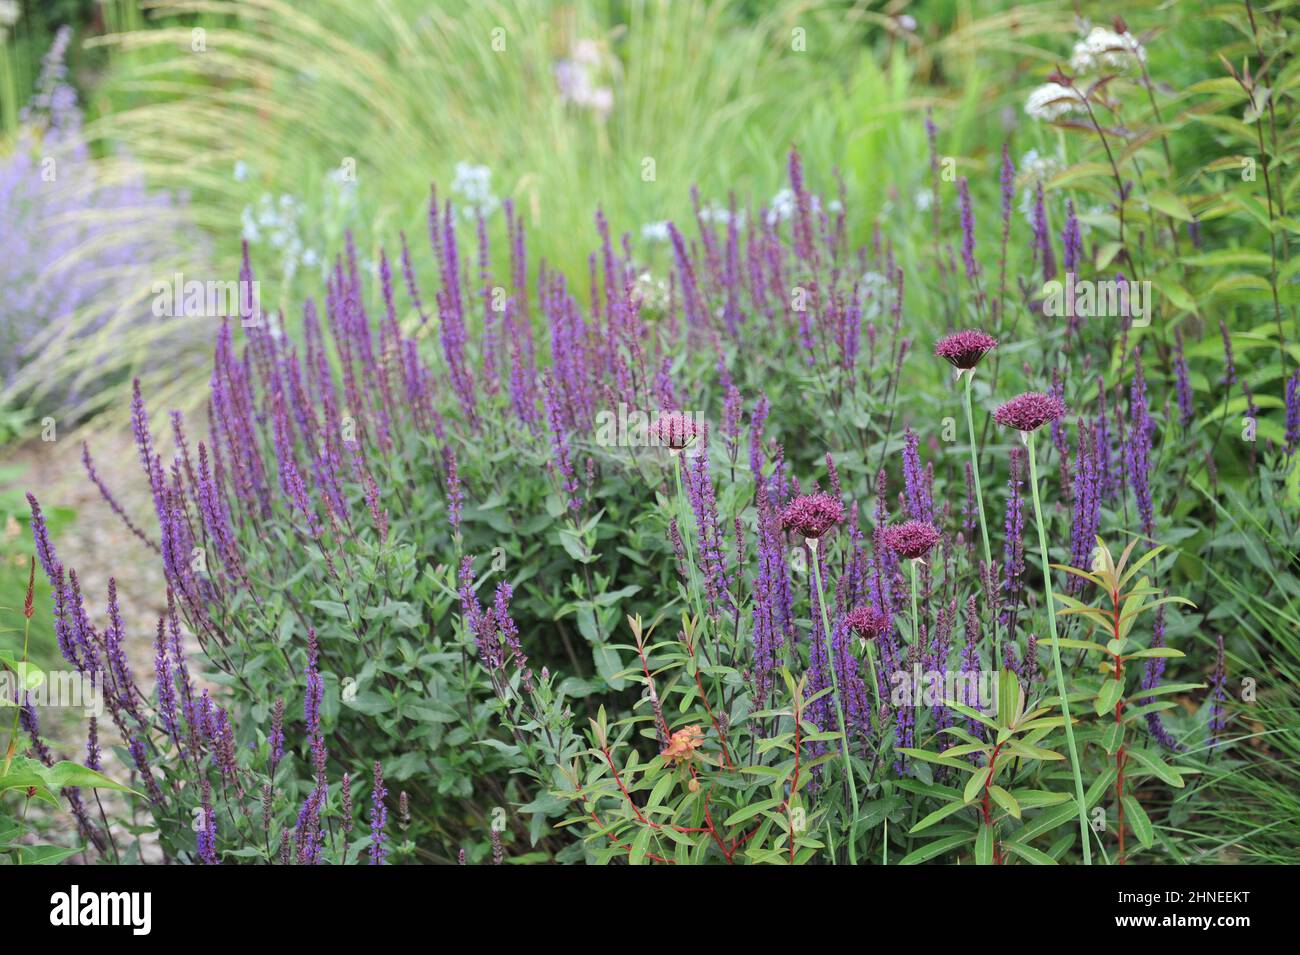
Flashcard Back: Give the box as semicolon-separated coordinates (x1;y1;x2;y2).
660;724;705;765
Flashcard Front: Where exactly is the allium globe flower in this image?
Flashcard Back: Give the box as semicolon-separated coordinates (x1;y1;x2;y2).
993;392;1068;432
845;606;890;641
780;493;845;540
649;411;700;450
935;330;998;370
883;520;942;560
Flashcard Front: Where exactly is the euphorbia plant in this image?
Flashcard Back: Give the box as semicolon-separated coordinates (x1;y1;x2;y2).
1053;538;1198;863
901;668;1076;865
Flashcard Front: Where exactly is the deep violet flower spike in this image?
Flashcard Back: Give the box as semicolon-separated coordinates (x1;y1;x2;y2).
1285;368;1300;456
957;176;978;283
993;392;1068;432
883;521;942;560
26;493;60;583
443;448;463;537
1173;327;1195;428
934;330;997;370
85;717;101;772
268;698;285;775
1208;635;1227;748
780;493;844;540
369;760;389;864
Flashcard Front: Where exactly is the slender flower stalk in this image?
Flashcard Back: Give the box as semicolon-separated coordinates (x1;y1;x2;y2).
1025;430;1092;864
937;338;999;659
671;453;710;647
808;537;859;865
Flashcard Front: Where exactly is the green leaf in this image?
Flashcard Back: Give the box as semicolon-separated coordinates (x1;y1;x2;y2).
898;832;975;865
1095;678;1124;716
909;799;970;834
0;647;45;687
1101;721;1125;755
40;761;139;794
1009;789;1071;809
1004;740;1064;761
629;826;652;866
1002;840;1058;865
964;767;989;804
897;748;978;772
1123;647;1185;661
1123;795;1154;848
989;786;1020;820
16;844;85;865
1126;749;1184;788
724;798;783;827
974;823;994;865
1017;801;1079;842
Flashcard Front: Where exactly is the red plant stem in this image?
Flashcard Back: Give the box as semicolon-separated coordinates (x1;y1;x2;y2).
683;629;735;770
981;742;1004;865
601;748;649;824
572;775;674;864
700;786;734;864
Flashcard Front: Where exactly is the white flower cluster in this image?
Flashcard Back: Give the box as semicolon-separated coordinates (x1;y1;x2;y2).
698;202;746;229
632;270;670;312
240;193;319;281
1069;27;1146;74
764;188;841;226
641;221;672;243
555;40;614;120
450;161;499;220
1024;82;1087;122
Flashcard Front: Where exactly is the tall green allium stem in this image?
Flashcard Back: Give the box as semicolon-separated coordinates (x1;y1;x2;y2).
672;453;710;643
962;370;998;662
909;558;921;645
810;538;860;865
1026;431;1092;864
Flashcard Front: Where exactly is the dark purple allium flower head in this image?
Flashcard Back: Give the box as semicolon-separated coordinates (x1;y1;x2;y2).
780;493;844;540
993;392;1067;433
935;330;998;371
649;411;700;450
883;520;942;560
844;605;890;641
